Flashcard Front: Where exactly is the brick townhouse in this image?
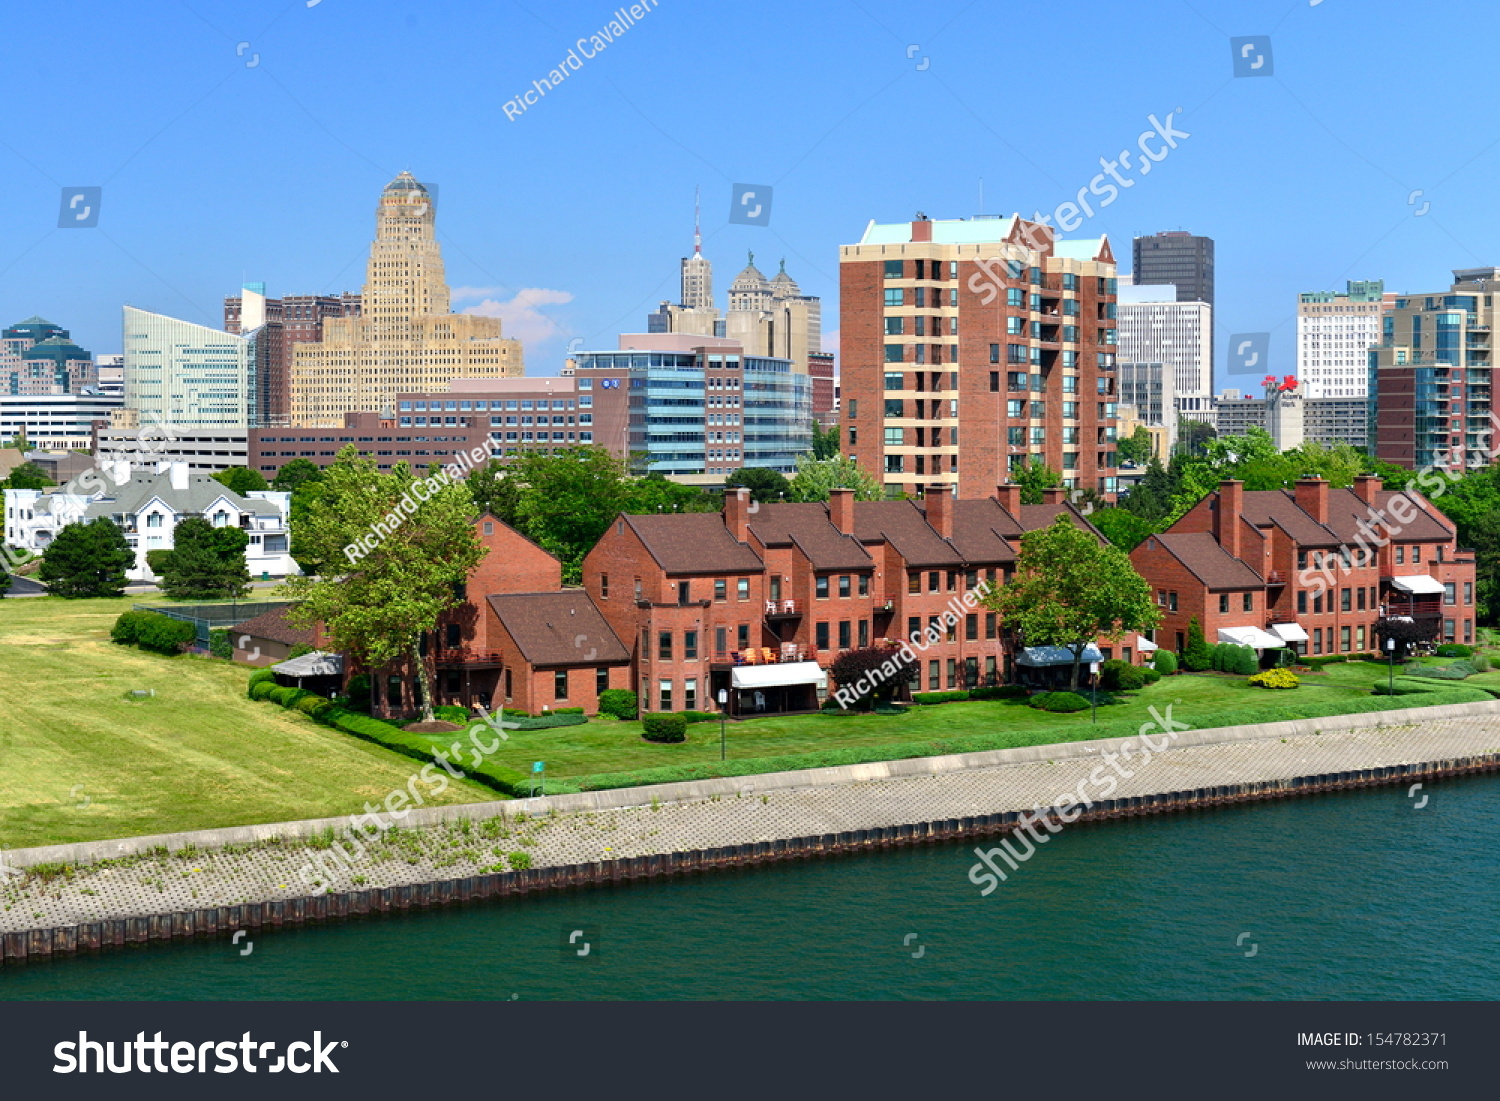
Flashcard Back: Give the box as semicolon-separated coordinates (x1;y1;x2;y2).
579;484;1108;716
1130;476;1477;661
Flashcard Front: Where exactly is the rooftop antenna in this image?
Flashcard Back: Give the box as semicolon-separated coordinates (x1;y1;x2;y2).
694;185;702;255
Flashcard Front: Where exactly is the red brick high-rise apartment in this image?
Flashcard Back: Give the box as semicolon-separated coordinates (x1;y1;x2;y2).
841;215;1120;499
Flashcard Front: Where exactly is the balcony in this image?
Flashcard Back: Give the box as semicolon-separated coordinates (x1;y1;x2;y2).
713;645;808;667
1265;571;1287;586
764;598;802;621
434;648;504;668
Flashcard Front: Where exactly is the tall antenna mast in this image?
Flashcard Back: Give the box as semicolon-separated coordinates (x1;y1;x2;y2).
694;185;702;254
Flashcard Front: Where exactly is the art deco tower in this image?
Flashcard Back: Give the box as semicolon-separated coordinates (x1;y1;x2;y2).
290;173;523;425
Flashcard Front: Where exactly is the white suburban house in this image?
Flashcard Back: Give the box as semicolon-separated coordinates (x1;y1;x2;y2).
4;462;298;581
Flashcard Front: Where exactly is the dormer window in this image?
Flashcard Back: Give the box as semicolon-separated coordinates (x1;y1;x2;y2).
213;510;229;527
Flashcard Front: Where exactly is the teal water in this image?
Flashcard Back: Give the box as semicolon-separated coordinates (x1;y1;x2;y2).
3;777;1499;1000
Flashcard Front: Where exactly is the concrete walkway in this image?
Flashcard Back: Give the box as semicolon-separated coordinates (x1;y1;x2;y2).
3;701;1498;936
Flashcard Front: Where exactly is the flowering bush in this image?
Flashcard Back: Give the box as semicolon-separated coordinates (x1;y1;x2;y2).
1248;668;1300;690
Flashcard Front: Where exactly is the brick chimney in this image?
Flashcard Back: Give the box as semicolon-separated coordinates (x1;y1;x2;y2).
1353;474;1382;506
995;484;1022;516
828;487;855;535
1295;477;1329;525
1042;487;1066;506
725;487;751;542
924;484;953;539
911;219;933;242
1217;479;1244;561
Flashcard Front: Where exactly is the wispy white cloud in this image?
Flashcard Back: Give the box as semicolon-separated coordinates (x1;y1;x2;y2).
458;287;574;346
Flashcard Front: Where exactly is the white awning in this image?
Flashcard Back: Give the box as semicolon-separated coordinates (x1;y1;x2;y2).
1218;626;1286;649
731;660;828;690
1390;574;1445;595
1269;623;1309;643
271;650;344;677
1136;635;1159;652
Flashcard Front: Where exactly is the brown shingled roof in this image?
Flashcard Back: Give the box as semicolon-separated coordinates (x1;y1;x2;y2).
625;513;764;576
749;502;872;570
944;498;1020;564
1153;533;1268;589
487;592;630;667
1240;490;1342;545
230;605;314;648
1321;488;1454;544
853;499;963;567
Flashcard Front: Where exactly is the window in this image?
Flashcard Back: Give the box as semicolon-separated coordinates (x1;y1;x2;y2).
1396;545;1405;564
1168;591;1178;612
445;623;461;648
1412;545;1421;563
678;580;692;605
985;613;997;639
838;621;851;649
838;575;851;598
858;574;869;597
908;616;920;641
1465;581;1474;605
737;578;750;601
928;660;940;690
1340;625;1351;652
659;679;673;711
965;614;978;640
635;577;643;600
884;427;904;447
684;631;698;660
883;260;903;279
737;623;750;649
658;631;672;661
908;572;921;594
885;399;903;418
600;573;609;599
554;670;569;699
885;316;905;335
1444;618;1455;642
859;620;869;647
1219;594;1229;614
1357;587;1366;611
884;288;904;307
1314;593;1323;615
684;678;698;711
1298;591;1307;614
816;576;830;599
885;372;904;390
928;571;940;593
715;578;726;601
816;622;830;650
946;659;958;688
596;667;609;695
1341;588;1352;612
1243;593;1254;613
885;345;904;363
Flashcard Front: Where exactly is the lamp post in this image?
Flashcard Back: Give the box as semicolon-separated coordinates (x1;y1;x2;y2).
717;688;728;761
1387;636;1396;693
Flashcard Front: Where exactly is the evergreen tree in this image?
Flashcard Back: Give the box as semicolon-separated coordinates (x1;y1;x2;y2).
271;458;324;494
211;466;269;495
724;466;792;504
810;420;841;460
37;518;133;598
1182;615;1213;671
159;517;251;600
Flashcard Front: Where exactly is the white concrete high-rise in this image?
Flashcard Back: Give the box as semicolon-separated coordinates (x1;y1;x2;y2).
1117;283;1214;428
122;306;255;430
1296;280;1389;399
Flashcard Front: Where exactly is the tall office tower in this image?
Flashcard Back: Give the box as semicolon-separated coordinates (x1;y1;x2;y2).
122;306;256;430
1;316;97;395
1132;231;1215;306
1370;267;1500;471
1116;359;1177;449
225;284;361;425
681;187;713;310
289;173;523;426
841;213;1120;498
723;255;822;376
1296;280;1389;399
1117;284;1214;430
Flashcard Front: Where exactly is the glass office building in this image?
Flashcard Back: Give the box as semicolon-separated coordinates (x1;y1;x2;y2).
572;346;811;476
123;306;257;430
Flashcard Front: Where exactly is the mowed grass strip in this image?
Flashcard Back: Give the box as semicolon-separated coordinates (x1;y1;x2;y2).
0;597;495;850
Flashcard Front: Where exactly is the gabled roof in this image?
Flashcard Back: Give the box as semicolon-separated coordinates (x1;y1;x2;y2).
853;499;963;568
1239;489;1342;546
230;604;314;648
937;498;1020;564
624;512;764;576
748;502;872;571
1152;532;1267;590
79;470;282;521
1323;487;1453;543
487;592;630;667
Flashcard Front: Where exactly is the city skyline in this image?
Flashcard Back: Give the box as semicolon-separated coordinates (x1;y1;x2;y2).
2;0;1495;385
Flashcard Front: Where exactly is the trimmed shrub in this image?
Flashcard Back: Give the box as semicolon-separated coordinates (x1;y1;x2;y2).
597;689;638;720
969;685;1029;701
1226;644;1259;676
296;695;335;719
1150;649;1177;674
133;615;196;655
433;705;470;724
1039;690;1090;713
1099;659;1146;691
912;690;970;705
642;712;687;743
1472;653;1491;672
249;679;278;701
1373;682;1438;696
1182;617;1213;672
1435;643;1473;658
343;673;371;711
679;710;718;724
1141;667;1162;685
1405;660;1476;681
1248;668;1300;690
550;706;586;715
208;628;233;660
507;713;587;731
248;667;277;691
110;610;155;646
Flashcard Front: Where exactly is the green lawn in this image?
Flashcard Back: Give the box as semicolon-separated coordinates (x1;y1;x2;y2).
408;666;1420;783
0;596;496;850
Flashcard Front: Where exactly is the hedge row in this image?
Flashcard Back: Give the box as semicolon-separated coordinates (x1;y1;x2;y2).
910;686;1030;705
544;684;1493;795
111;611;196;655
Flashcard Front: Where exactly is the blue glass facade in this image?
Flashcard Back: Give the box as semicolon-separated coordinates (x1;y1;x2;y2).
574;348;811;475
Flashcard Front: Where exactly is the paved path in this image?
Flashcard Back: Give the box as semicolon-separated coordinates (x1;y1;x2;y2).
4;710;1498;935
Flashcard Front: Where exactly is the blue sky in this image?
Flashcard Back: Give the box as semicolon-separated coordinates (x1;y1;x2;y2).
3;0;1497;388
